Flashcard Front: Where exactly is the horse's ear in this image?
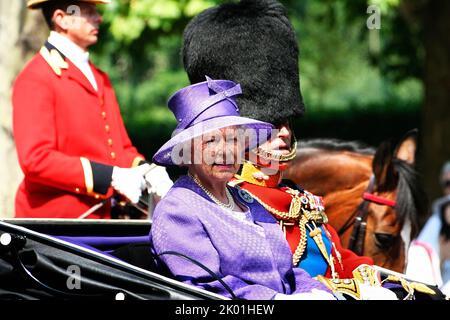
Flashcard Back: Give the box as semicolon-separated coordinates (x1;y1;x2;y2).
372;140;395;188
373;129;418;189
394;129;418;165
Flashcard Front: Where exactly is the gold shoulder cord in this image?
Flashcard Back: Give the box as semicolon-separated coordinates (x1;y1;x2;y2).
304;212;338;279
292;215;309;267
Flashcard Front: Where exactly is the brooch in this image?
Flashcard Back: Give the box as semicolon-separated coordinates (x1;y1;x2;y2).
238;189;254;203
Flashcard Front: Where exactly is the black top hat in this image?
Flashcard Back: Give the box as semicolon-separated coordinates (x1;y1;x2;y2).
182;0;305;125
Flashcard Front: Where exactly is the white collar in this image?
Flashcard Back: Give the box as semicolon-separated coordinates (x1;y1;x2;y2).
48;31;90;65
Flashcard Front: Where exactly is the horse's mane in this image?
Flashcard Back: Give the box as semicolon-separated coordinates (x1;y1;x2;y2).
298;138;376;155
298;137;425;237
392;159;426;238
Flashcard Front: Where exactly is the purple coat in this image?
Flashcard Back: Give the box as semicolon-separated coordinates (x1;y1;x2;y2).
149;175;329;299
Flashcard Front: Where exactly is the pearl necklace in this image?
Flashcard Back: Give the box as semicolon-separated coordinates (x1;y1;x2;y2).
189;173;235;211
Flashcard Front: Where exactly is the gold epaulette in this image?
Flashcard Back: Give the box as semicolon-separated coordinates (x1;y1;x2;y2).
235;162;328;222
235;162;281;187
39;46;68;76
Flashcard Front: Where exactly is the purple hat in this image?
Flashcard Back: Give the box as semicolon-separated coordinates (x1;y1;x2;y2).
152;77;273;166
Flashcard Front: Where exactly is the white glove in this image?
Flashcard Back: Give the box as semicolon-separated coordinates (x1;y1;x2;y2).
274;289;336;300
111;165;147;204
358;283;398;300
143;164;173;198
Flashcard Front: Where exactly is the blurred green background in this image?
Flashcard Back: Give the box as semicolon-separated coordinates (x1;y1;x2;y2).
90;0;423;158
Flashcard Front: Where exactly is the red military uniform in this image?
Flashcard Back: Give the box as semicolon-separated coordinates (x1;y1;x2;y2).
12;42;144;218
233;162;373;279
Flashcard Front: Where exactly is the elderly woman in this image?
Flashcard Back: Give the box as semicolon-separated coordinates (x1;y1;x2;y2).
149;77;334;300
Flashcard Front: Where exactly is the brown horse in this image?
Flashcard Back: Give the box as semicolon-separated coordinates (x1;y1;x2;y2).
284;130;427;272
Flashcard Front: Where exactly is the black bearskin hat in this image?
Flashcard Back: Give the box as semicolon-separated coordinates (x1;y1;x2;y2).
182;0;305;125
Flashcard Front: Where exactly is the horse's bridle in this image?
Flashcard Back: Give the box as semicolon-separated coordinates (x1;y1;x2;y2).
337;175;396;256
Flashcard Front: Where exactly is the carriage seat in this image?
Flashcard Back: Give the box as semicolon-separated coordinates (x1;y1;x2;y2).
53;235;166;274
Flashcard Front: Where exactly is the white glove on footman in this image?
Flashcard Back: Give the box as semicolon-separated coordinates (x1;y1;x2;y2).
111;165;148;204
143;164;173;198
274;289;336;300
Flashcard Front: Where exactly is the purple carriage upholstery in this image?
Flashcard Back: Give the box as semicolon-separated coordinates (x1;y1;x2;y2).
53;235;158;271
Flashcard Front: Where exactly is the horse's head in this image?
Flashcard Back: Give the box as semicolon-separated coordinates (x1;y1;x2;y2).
361;129;427;272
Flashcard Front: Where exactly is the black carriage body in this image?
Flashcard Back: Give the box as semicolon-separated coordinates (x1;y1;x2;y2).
0;219;226;300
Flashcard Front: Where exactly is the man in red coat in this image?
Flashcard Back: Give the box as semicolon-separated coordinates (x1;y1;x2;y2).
12;0;173;218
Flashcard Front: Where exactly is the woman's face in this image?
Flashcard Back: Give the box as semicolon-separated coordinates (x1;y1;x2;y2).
188;127;242;185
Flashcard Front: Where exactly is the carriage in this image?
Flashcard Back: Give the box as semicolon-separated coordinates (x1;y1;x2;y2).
0;218;225;300
1;131;446;300
0;217;446;301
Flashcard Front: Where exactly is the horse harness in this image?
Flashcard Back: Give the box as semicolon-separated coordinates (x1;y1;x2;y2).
337;175;396;256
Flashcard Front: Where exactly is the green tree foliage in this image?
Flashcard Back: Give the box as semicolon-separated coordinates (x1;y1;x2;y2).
92;0;217;115
284;0;422;113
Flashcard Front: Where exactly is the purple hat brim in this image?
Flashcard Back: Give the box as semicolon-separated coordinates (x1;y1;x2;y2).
152;116;273;166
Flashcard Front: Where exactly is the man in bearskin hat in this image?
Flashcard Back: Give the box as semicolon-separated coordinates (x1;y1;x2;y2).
12;0;173;218
179;0;448;299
